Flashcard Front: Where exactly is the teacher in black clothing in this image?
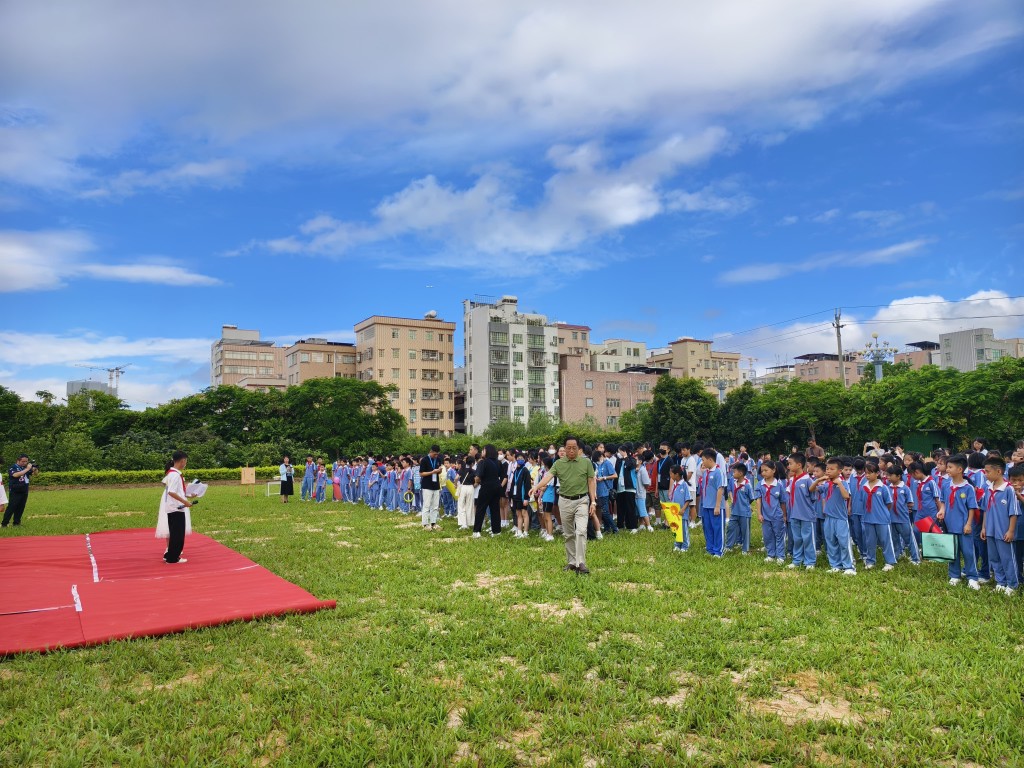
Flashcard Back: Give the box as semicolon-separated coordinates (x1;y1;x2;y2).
472;444;503;538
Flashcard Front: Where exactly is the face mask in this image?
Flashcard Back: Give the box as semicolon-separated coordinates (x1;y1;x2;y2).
516;459;525;467
548;449;556;456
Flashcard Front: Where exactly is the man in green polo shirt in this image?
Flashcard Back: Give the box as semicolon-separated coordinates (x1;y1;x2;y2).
533;436;596;574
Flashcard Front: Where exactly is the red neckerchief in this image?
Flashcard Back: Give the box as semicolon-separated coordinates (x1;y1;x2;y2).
670;481;679;501
864;481;881;513
733;480;747;505
948;481;964;511
789;473;806;507
987;483;1006;510
700;468;712;496
825;479;841;503
761;480;775;511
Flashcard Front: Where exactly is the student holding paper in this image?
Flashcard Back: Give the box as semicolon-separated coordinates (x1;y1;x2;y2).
158;451;194;564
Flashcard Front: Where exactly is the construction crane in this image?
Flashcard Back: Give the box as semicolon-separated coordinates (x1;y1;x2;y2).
74;363;131;397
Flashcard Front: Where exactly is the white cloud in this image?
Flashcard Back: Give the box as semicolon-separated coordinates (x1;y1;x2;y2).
850;209;905;228
720;239;930;284
0;229;221;292
717;290;1024;367
242;129;741;263
812;208;842;223
0;1;1018;189
80;158;246;199
0;330;213;367
0;373;199;410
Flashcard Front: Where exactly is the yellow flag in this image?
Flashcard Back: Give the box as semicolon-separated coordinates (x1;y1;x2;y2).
662;501;684;544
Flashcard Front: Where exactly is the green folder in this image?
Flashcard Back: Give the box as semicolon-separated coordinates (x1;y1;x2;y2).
922;532;957;562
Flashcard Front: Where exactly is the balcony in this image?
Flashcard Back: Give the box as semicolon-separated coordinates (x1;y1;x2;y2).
421;389;442;401
421;350;441;362
528;352;546;367
421;370;443;381
422;409;443;421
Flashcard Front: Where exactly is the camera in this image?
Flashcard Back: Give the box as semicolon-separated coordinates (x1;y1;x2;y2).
28;461;39;471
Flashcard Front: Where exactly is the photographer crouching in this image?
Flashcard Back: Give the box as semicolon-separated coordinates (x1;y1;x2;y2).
3;455;38;528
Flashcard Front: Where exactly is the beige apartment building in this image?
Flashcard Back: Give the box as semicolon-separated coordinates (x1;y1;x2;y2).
283;338;357;385
591;338;647;373
647;337;743;395
355;313;457;437
555;323;591;358
893;341;940;370
559;354;659;427
210;325;285;388
793;352;866;385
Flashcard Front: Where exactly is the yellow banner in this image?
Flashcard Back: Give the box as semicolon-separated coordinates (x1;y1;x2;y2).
662;501;684;544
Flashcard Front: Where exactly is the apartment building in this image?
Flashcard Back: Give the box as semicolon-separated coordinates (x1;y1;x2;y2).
750;364;796;389
938;328;1021;372
555;323;591;358
558;354;658;427
646;337;743;395
463;296;562;435
893;341;940;370
283;338;357;386
590;338;647;373
793;352;865;384
354;313;457;437
210;325;285;388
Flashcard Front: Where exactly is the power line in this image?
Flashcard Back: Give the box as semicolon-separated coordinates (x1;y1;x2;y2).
846;313;1024;325
842;295;1024;311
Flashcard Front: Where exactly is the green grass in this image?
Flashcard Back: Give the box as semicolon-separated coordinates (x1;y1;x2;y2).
2;487;1022;767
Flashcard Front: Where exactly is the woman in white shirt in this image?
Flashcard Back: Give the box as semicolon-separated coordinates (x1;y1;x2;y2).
157;451;193;564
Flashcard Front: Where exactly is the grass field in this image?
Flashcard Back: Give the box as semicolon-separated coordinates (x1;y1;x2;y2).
1;487;1022;768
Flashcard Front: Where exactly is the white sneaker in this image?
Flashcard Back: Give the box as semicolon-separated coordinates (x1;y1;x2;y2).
976;577;989;584
688;522;698;529
646;526;655;532
776;558;787;564
968;580;981;591
1005;588;1016;597
787;563;798;569
165;558;188;564
472;532;481;538
843;569;857;576
805;565;815;571
994;584;1007;594
829;568;841;573
910;560;920;566
882;564;894;572
764;556;775;563
948;578;961;586
630;528;639;535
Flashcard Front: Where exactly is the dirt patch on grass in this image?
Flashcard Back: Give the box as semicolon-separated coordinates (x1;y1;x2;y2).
256;730;287;767
104;510;143;517
509;598;591;621
747;671;879;726
232;536;275;544
651;671;697;707
144;665;220;692
394;520;422;529
452;572;520;598
334;540;359;548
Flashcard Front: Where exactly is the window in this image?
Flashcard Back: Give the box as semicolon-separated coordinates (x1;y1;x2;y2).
607;381;619;391
490;331;509;345
613;363;620;371
513;369;524;381
514;406;525;419
945;353;952;362
582;333;587;341
527;335;544;349
409;389;417;402
409;409;417;423
585;398;594;407
585;380;593;389
491;368;510;383
391;329;400;339
325;354;333;363
974;334;983;343
392;348;399;358
513;351;523;363
607;416;618;426
637;382;650;392
558;337;565;345
311;352;324;363
976;348;985;361
633;348;639;357
409;369;417;379
300;352;310;363
225;350;258;360
259;352;275;361
551;353;559;364
258;367;274;375
377;369;383;380
529;387;544;401
409;350;417;359
490;350;509;364
490;405;510;419
391;368;399;379
572;331;578;340
408;330;417;340
512;333;523;344
425;331;433;341
513;387;524;399
528;370;544;385
490;387;509;401
606;398;620;408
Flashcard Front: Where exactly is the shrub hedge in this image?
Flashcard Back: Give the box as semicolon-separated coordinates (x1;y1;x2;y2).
33;467;281;487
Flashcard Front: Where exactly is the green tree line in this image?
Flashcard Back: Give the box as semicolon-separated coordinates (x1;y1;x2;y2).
1;357;1021;471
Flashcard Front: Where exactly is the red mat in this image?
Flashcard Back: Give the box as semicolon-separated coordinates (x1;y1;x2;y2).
0;529;335;655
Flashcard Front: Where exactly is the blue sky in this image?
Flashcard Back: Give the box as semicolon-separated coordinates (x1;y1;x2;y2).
1;1;1022;408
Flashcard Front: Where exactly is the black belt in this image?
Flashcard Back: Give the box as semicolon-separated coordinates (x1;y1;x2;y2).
560;492;589;500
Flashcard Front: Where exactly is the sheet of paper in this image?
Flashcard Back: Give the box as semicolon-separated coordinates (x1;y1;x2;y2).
186;481;209;498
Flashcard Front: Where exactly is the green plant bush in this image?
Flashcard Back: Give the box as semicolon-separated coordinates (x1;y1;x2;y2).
33;467;281;487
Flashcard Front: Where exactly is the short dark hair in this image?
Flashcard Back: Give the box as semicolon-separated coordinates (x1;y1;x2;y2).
984;455;1006;472
947;455;968;471
483;444;499;460
732;462;748;476
563;435;579;447
1008;464;1024;480
972;437;987;448
670;464;684;478
430;444;440;453
789;453;806;468
886;465;903;478
853;457;866;471
826;457;843;469
908;461;927;475
865;461;880;474
967;452;986;469
700;448;717;460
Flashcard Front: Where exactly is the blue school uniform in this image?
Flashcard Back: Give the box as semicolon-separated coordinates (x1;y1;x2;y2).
983;484;1020;589
594;459;617;533
848;472;867;555
699;466;727;556
725;479;755;553
787;472;817;567
889;482;920;563
301;461;316;500
315;468;327;502
861;481;896;567
944;480;980;581
820;479;854;570
440;467;458;516
385;470;398;510
966;468;990;578
759;479;786;560
668;480;691;550
397;468;413;513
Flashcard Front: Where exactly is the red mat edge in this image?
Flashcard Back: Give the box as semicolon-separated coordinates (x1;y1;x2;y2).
2;600;336;656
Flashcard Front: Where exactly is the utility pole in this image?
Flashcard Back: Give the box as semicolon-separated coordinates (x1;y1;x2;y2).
833;308;846;387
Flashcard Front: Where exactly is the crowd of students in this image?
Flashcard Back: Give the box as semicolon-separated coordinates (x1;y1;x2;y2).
281;437;1024;594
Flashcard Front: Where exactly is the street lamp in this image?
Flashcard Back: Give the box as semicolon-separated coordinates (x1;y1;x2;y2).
863;332;895;382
